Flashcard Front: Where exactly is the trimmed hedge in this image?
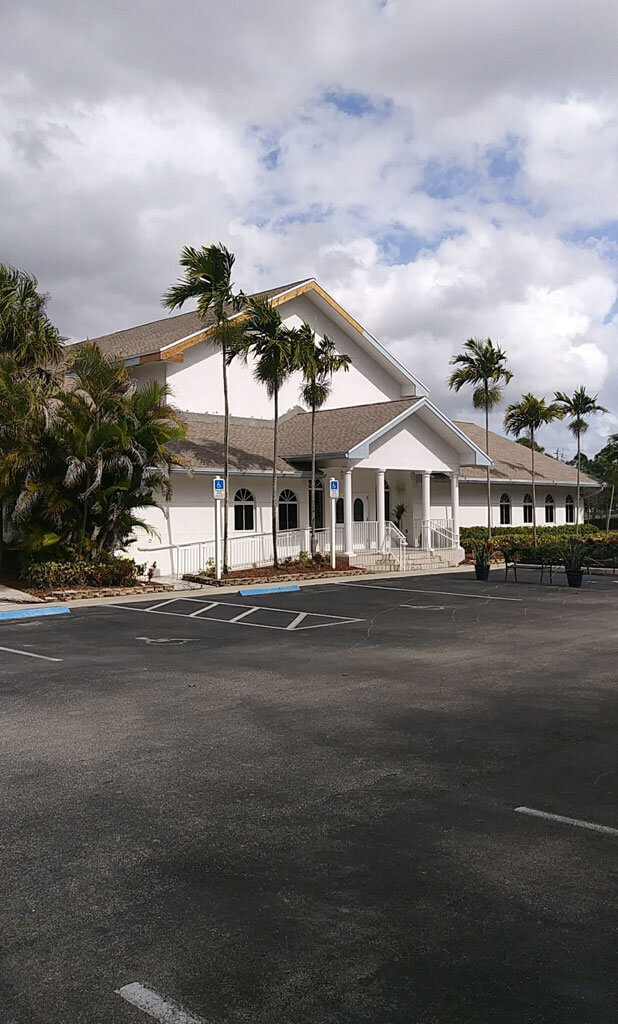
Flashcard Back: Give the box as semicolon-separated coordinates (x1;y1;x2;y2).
460;524;603;552
20;557;138;590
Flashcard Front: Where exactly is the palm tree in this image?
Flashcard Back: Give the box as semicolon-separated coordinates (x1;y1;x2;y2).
448;338;512;539
296;325;351;557
0;263;63;366
8;343;185;558
163;244;242;571
240;295;298;568
504;394;562;546
554;386;608;534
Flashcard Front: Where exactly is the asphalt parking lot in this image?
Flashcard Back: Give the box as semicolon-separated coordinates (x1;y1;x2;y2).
1;571;616;1023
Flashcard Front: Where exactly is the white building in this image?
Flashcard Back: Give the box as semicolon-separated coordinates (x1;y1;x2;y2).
83;278;596;575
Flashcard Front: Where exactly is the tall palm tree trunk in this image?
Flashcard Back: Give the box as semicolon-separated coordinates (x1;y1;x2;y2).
272;388;279;568
221;339;229;573
576;429;581;536
485;394;492;540
531;427;537;547
606;483;615;536
310;402;316;558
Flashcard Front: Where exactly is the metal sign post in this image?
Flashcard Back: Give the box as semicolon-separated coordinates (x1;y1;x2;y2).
213;476;225;580
329;478;339;570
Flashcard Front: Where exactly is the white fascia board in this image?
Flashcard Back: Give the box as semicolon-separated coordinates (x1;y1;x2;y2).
360;327;429;397
171;466;309;478
346;400;427;458
460;477;598;487
421;399;492;467
158;279;316;354
345;397;493;466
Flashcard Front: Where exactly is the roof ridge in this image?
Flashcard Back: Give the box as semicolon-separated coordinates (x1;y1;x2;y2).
69;278;316;347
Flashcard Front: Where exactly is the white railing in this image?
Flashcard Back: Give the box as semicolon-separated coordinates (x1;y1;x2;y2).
385;521;408;568
138;520;412;577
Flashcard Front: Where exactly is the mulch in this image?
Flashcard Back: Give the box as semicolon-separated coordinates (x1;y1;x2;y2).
183;560;367;588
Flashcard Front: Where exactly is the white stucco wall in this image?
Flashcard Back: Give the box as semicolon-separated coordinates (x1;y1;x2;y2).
127;473;312;575
153;294;408;417
457;483;582;528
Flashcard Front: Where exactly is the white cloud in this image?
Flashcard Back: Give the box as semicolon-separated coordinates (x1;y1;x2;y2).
1;0;617;455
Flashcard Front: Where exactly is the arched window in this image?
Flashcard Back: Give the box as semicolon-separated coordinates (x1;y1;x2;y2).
353;497;364;522
545;493;554;524
234;488;254;531
384;481;390;523
309;479;324;530
335;497;344;524
499;492;511;525
278;489;298;531
565;494;575;524
523;493;533;524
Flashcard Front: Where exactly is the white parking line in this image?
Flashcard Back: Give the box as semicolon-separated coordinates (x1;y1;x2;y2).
109;601;363;632
0;644;62;662
228;606;258;622
286;611;307;630
116;982;206;1022
188;602;218;617
337;582;523;602
515;806;618;836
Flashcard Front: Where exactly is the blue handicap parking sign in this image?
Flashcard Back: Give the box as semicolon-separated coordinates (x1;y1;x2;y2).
330;478;339;495
214;478;224;490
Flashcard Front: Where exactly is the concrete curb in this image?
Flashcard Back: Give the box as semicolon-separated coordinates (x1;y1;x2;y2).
0;605;71;622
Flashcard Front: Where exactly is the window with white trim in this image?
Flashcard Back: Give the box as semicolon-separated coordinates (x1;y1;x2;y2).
565;494;575;523
278;489;298;531
523;493;533;524
234;488;255;531
545;493;554;524
499;492;511;525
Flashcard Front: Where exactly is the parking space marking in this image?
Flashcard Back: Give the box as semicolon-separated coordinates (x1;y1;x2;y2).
286;611;307;630
188;602;218;618
110;600;363;632
515;806;618;836
116;982;206;1022
229;606;259;622
337;582;523;602
0;644;62;662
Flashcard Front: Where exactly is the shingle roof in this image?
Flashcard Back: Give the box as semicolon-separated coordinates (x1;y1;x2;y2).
69;280;314;360
454;421;598;485
278;398;422;456
172;413;295;474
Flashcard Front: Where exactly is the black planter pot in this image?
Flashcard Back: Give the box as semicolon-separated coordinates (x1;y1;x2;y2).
566;569;584;588
475;565;490;581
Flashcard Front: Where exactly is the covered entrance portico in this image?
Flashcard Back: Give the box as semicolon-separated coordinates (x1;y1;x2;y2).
312;397;490;566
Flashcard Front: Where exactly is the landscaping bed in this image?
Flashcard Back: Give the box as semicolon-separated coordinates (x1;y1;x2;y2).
183;559;368;587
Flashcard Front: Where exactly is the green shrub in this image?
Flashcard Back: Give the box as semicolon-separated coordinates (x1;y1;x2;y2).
460;523;605;553
20;556;138;589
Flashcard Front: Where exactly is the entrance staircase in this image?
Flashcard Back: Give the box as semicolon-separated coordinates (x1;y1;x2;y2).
351;547;462;573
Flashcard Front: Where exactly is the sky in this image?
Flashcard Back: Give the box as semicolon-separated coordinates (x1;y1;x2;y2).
2;0;617;456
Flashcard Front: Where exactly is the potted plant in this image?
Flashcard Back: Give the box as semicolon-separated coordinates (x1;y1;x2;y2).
393;502;407;530
472;540;492;580
561;538;587;588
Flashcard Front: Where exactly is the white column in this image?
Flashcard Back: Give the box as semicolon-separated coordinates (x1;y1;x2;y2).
421;471;432;551
344;467;353;555
376;469;386;550
450;472;460;548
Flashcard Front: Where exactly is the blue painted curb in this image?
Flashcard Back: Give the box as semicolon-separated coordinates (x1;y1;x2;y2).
238;584;300;597
0;605;71;622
